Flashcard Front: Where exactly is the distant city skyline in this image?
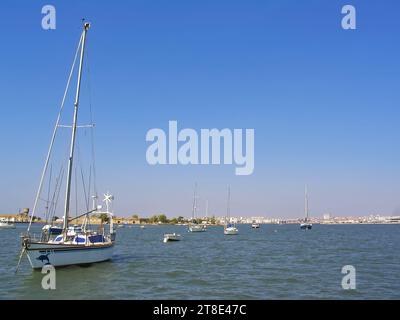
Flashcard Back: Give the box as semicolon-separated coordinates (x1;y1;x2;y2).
0;1;399;218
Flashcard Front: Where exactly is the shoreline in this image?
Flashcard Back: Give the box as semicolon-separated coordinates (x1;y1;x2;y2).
10;221;399;226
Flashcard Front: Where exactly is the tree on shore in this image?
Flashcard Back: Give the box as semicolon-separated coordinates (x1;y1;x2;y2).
137;215;192;224
192;218;202;224
149;215;158;224
210;215;216;225
99;213;109;223
139;218;149;224
177;216;185;223
158;214;168;223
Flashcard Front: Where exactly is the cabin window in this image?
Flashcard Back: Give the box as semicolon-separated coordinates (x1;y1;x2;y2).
74;236;86;243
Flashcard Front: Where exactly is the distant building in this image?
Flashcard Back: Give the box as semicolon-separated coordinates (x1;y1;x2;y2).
250;217;264;224
323;213;331;220
0;213;30;223
388;216;400;223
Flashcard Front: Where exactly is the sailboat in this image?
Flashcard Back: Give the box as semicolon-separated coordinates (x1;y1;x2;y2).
251;221;260;229
188;183;206;232
17;22;116;270
202;200;208;230
224;186;238;235
300;185;312;230
163;233;181;243
0;219;16;229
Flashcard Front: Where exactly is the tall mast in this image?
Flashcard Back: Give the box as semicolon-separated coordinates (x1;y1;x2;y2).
63;22;90;230
191;183;197;221
226;186;231;223
304;185;309;222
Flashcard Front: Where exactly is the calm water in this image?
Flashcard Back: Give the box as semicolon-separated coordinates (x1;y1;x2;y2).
0;223;399;299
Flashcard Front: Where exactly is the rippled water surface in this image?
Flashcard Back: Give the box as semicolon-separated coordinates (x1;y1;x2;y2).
1;224;399;299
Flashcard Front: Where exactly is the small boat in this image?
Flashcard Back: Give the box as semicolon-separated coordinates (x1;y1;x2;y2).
0;221;16;229
224;225;239;235
300;223;312;230
163;233;181;243
300;185;313;230
140;225;145;229
223;186;239;235
188;224;206;232
251;222;260;229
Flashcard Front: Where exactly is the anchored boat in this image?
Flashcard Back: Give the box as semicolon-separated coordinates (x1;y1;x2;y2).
163;233;181;243
224;186;238;235
300;185;312;230
188;183;206;232
17;23;116;270
251;222;260;229
0;220;16;229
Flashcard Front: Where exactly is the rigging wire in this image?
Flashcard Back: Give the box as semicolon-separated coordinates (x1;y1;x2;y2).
81;167;89;212
28;33;83;232
75;167;78;218
52;168;65;221
45;165;52;221
87;165;92;210
49;167;63;222
85;37;98;206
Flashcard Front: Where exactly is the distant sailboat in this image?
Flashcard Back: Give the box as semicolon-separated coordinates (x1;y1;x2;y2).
202;199;209;230
188;183;206;232
17;23;116;270
251;221;260;229
224;186;238;235
163;233;181;243
300;185;312;230
0;220;16;229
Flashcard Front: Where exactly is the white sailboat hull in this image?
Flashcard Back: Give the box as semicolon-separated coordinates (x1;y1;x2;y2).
188;224;206;232
25;242;114;269
0;223;16;229
224;227;239;235
300;223;312;230
163;233;181;242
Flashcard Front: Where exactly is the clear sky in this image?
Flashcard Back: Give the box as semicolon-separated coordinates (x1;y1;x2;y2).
0;0;399;219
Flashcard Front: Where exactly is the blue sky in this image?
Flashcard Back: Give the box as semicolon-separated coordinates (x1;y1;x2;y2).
0;0;399;218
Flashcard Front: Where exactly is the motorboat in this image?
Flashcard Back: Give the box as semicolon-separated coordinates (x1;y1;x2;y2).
163;233;181;243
